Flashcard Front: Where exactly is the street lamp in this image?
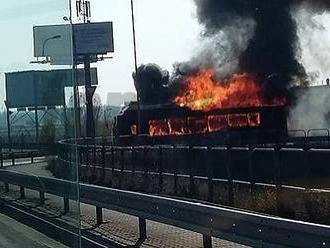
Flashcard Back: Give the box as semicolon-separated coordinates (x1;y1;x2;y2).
42;35;62;61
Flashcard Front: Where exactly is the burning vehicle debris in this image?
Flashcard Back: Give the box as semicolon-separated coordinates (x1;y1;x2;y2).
115;64;288;145
115;0;330;145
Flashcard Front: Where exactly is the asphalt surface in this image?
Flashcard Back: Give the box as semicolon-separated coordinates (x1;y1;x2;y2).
0;213;68;248
81;204;251;248
1;162;250;248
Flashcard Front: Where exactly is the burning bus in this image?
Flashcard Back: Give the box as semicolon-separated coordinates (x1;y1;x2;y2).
114;64;288;145
114;0;330;146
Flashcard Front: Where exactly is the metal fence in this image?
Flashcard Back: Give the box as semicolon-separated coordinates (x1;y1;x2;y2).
0;169;329;248
59;141;330;190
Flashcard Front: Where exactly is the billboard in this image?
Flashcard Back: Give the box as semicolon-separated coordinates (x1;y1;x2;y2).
5;69;98;108
33;24;72;61
73;22;114;55
33;22;114;64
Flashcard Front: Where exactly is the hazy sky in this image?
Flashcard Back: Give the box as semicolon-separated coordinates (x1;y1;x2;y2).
90;0;201;101
0;0;201;104
0;0;330;105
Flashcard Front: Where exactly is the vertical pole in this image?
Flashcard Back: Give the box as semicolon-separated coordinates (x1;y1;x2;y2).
207;148;214;202
131;147;136;173
173;147;178;195
35;106;39;143
31;152;34;163
119;148;124;188
39;191;45;205
96;207;103;225
143;147;148;189
20;187;25;199
84;55;95;139
64;197;70;213
203;235;212;248
226;148;234;206
248;148;255;193
274;148;282;214
189;147;195;196
101;146;106;182
138;217;147;241
4;183;9;192
6;106;11;151
303;149;310;189
71;10;81;140
0;152;3;168
11;153;15;166
158;146;163;193
111;147;115;173
130;0;141;136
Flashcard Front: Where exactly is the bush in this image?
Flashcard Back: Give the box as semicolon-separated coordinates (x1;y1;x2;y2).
46;157;77;181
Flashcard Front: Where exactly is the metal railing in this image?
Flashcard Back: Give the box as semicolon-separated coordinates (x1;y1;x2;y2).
0;150;48;167
58;142;330;190
0;169;329;248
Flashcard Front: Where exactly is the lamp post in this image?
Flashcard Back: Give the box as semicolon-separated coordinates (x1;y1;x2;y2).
41;35;62;61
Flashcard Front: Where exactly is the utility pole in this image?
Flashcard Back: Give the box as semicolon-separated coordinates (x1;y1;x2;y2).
130;0;142;136
76;0;95;138
84;54;96;138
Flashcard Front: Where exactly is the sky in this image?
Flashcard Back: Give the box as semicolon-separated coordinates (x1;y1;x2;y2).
89;0;201;101
0;0;330;105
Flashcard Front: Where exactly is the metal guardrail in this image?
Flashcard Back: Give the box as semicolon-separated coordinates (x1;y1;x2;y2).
59;142;330;190
0;170;329;248
0;151;48;167
59;128;330;148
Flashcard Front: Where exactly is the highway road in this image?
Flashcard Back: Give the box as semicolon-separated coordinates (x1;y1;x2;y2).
0;213;67;248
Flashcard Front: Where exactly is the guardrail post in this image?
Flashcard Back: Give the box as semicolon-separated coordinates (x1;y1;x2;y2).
78;146;83;165
86;144;90;166
248;147;255;194
131;147;136;173
111;147;115;173
101;146;106;182
96;207;103;225
158;146;163;193
226;148;234;206
303;149;310;189
173;147;178;195
20;186;25;199
30;152;34;163
189;147;195;196
119;148;125;188
11;153;15;166
138;217;147;241
207;147;214;202
39;191;45;205
203;235;212;248
4;183;9;192
0;152;3;168
143;147;148;191
274;148;282;214
91;145;97;182
63;197;70;213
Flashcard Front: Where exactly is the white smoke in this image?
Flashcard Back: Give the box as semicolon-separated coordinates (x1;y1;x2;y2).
295;6;330;85
288;86;330;131
172;17;256;81
288;6;330;131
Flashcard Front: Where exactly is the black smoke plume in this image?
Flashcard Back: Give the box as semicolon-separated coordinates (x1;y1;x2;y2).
133;64;169;104
134;1;330;105
192;0;330;101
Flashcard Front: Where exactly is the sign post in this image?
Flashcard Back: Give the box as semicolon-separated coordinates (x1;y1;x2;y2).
4;101;12;150
32;1;114;139
84;55;95;138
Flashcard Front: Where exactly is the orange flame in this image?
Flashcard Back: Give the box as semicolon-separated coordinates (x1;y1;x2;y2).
147;112;261;137
173;69;286;111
